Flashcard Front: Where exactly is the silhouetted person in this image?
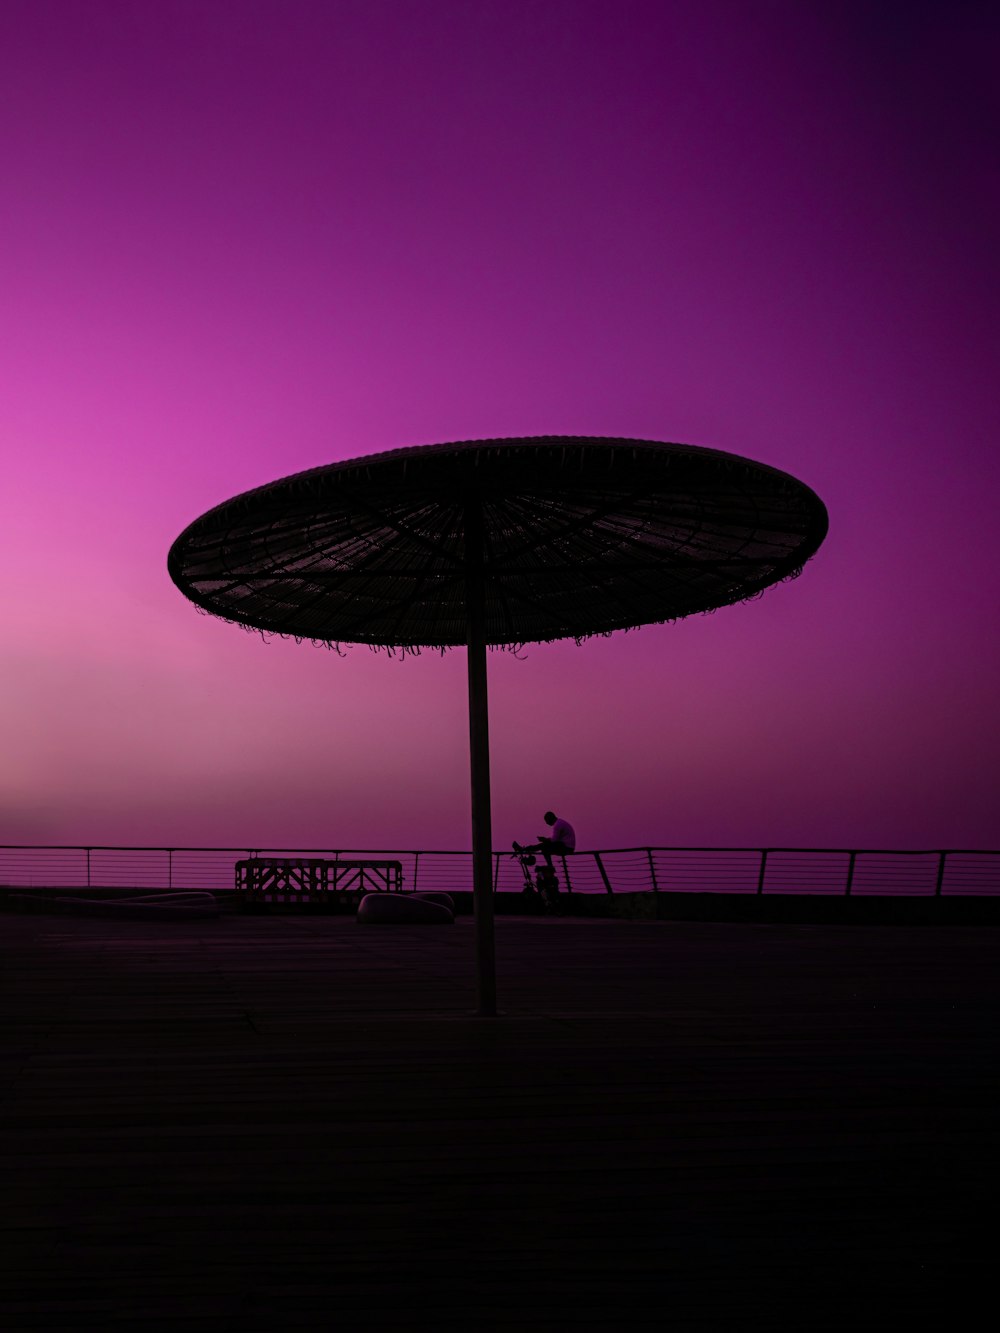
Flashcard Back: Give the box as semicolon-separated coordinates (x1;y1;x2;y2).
515;810;576;869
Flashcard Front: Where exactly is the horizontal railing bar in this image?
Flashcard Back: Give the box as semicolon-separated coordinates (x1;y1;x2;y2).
3;845;999;856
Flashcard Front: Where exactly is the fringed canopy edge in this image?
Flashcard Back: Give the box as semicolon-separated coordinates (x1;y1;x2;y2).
190;556;814;656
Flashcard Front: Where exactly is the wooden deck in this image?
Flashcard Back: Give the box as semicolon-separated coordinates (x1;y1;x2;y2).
1;912;997;1329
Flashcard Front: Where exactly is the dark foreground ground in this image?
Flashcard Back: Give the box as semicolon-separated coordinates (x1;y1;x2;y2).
1;913;997;1330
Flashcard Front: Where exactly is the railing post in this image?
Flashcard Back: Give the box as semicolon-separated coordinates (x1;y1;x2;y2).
646;847;659;893
594;851;614;895
412;851;419;894
86;847;91;888
756;849;768;896
844;850;856;897
493;852;501;893
560;855;572;893
935;851;946;897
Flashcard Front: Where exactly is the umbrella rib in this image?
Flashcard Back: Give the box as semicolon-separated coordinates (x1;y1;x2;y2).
382;502;465;644
496;580;615;641
209;496;457;589
487;490;741;621
206;519;392;634
337;488;463;569
489;557;790;574
265;571;353;633
487;488;650;569
326;570;466;642
221;532;343;631
257;505;427;575
482;508;517;641
490;491;652;577
496;488;712;574
213;569;454;581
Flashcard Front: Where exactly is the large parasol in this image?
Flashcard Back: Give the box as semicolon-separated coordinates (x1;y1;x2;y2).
168;436;828;1014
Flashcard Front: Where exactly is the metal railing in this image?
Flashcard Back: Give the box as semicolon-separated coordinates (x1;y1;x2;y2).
1;846;999;897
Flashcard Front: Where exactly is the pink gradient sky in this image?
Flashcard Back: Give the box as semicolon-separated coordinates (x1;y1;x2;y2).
2;0;997;851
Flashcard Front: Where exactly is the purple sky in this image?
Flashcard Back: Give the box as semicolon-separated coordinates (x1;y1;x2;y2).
2;0;997;852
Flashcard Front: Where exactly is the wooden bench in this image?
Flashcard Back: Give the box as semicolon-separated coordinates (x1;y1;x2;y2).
235;858;404;908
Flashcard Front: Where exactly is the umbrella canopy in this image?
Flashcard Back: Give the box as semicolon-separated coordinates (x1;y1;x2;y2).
168;437;828;1015
167;437;827;649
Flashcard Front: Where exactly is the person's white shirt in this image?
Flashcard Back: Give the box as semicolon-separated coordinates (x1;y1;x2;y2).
548;818;575;852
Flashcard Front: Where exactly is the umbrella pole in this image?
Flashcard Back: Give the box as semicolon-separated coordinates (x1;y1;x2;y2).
465;497;497;1017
